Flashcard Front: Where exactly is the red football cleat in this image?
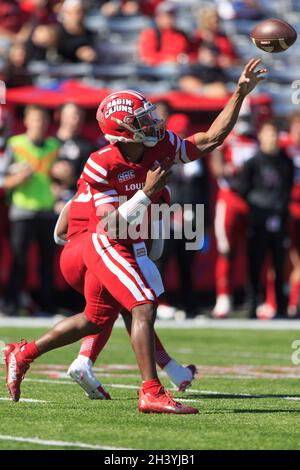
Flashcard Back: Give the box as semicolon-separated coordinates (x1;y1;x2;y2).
4;340;30;402
138;387;199;414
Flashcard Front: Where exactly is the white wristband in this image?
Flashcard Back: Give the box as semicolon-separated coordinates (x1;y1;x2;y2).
118;190;151;225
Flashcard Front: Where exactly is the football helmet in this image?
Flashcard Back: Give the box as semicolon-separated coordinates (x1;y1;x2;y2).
96;90;165;147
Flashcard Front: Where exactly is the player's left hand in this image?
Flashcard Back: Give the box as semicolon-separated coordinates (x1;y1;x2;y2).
237;58;267;96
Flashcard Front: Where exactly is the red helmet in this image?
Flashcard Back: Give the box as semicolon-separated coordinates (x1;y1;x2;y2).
96;90;165;147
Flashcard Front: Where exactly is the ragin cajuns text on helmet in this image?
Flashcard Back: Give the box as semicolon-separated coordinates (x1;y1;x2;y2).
96;90;165;147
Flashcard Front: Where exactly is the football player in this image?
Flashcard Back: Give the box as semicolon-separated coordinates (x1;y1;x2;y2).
281;112;300;317
211;110;258;318
259;112;300;318
54;180;197;399
4;59;266;414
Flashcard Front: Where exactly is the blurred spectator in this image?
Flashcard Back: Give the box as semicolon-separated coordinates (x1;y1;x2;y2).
100;0;163;16
0;0;58;61
211;112;258;318
0;0;29;40
2;42;33;88
281;112;300;316
178;65;228;98
158;113;210;317
258;111;300;318
263;112;300;318
20;0;60;18
26;26;58;62
56;102;95;181
51;102;96;212
154;99;172;122
0;107;12;302
138;1;194;66
3;105;60;316
139;0;163;16
194;6;239;70
56;0;98;63
236;120;294;318
100;0;139;16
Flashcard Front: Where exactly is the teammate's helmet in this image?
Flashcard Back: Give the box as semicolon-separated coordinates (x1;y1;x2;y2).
96;90;165;147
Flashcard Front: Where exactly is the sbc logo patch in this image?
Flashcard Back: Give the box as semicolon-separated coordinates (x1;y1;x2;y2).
118;170;135;183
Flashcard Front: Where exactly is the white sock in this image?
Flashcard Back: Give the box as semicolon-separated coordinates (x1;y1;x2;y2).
77;355;93;369
164;359;192;387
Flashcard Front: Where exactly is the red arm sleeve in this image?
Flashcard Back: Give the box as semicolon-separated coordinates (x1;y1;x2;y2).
165;130;200;164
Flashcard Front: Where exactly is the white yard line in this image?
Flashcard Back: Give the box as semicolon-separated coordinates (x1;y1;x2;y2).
176;399;200;403
283;397;300;401
0;434;131;450
1;375;299;402
184;389;259;397
108;384;138;390
2;317;300;330
0;398;47;403
0;377;75;386
175;349;292;360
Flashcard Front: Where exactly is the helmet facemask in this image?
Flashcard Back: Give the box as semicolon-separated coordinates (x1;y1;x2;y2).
108;101;165;146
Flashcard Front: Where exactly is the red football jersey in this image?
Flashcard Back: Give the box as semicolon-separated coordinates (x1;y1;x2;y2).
67;170;172;242
217;133;258;190
81;131;199;244
280;133;300;210
66;178;93;240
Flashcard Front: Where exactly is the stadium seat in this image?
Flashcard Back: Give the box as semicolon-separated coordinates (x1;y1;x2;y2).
137;64;181;81
232;19;257;35
84;10;109;37
97;39;138;64
93;63;137;79
29;62;94;79
175;12;197;34
107;15;153;39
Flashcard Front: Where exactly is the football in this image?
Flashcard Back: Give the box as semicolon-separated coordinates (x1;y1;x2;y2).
251;18;297;53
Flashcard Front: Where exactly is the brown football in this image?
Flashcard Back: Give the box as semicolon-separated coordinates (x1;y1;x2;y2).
251;18;297;53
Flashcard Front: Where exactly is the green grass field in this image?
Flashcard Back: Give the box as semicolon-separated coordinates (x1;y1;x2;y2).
1;325;300;450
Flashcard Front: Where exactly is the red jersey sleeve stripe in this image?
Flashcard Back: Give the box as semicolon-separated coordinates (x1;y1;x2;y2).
87;157;108;177
178;140;189;163
176;137;199;163
174;135;182;162
167;130;175;146
84;167;109;184
95;197;119;207
93;190;118;200
98;147;111;155
184;138;200;162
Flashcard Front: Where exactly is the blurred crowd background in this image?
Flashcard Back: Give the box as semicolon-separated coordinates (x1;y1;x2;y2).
1;0;300;320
